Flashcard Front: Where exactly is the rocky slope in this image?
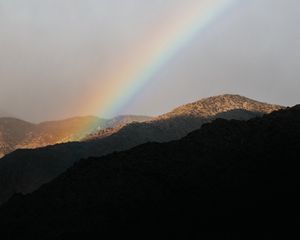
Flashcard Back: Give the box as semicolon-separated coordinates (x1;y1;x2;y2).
0;95;283;205
0;105;298;238
103;115;153;128
0;116;105;157
0;118;35;158
84;115;152;141
159;94;280;119
87;94;282;142
0;115;152;157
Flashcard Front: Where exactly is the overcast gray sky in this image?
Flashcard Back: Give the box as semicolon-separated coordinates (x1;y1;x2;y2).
0;0;299;122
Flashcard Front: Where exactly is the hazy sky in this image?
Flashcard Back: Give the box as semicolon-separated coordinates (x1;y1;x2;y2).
0;0;299;122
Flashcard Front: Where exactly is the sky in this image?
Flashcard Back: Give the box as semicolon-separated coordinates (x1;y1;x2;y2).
0;0;299;122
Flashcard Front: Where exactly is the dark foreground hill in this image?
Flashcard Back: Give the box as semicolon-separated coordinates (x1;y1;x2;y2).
0;95;282;205
0;105;299;238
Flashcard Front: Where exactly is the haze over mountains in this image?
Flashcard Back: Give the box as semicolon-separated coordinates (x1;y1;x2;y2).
0;103;298;238
0;110;11;118
0;94;283;205
0;115;152;158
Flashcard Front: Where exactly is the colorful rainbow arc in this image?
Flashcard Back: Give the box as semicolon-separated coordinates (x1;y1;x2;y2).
77;0;238;137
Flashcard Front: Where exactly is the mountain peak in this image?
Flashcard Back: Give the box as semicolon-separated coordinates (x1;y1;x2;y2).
159;94;283;119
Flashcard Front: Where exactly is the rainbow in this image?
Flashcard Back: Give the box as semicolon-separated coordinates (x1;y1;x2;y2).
77;0;239;137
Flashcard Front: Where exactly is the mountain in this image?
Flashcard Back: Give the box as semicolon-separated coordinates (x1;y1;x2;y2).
0;95;283;205
0;115;152;157
87;94;281;141
158;94;281;119
85;115;153;141
103;115;153;128
0;118;35;158
0;116;104;158
0;105;298;238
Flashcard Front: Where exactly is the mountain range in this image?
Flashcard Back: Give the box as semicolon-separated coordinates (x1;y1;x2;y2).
0;115;152;158
0;94;283;205
0;103;298;238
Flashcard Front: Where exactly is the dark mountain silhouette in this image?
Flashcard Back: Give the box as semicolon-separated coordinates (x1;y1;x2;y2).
0;115;152;158
0;95;282;205
0;105;299;238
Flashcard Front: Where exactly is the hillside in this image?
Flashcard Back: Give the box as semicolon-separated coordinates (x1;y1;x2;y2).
84;115;153;141
0;105;299;237
159;94;281;119
0;118;35;158
0;115;152;157
17;116;105;149
86;94;282;141
0;95;283;205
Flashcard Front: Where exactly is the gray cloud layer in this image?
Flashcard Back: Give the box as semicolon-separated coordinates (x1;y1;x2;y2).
0;0;299;122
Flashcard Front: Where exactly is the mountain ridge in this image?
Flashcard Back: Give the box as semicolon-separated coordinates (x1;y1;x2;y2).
0;105;298;237
158;94;282;119
0;115;152;157
0;95;284;205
